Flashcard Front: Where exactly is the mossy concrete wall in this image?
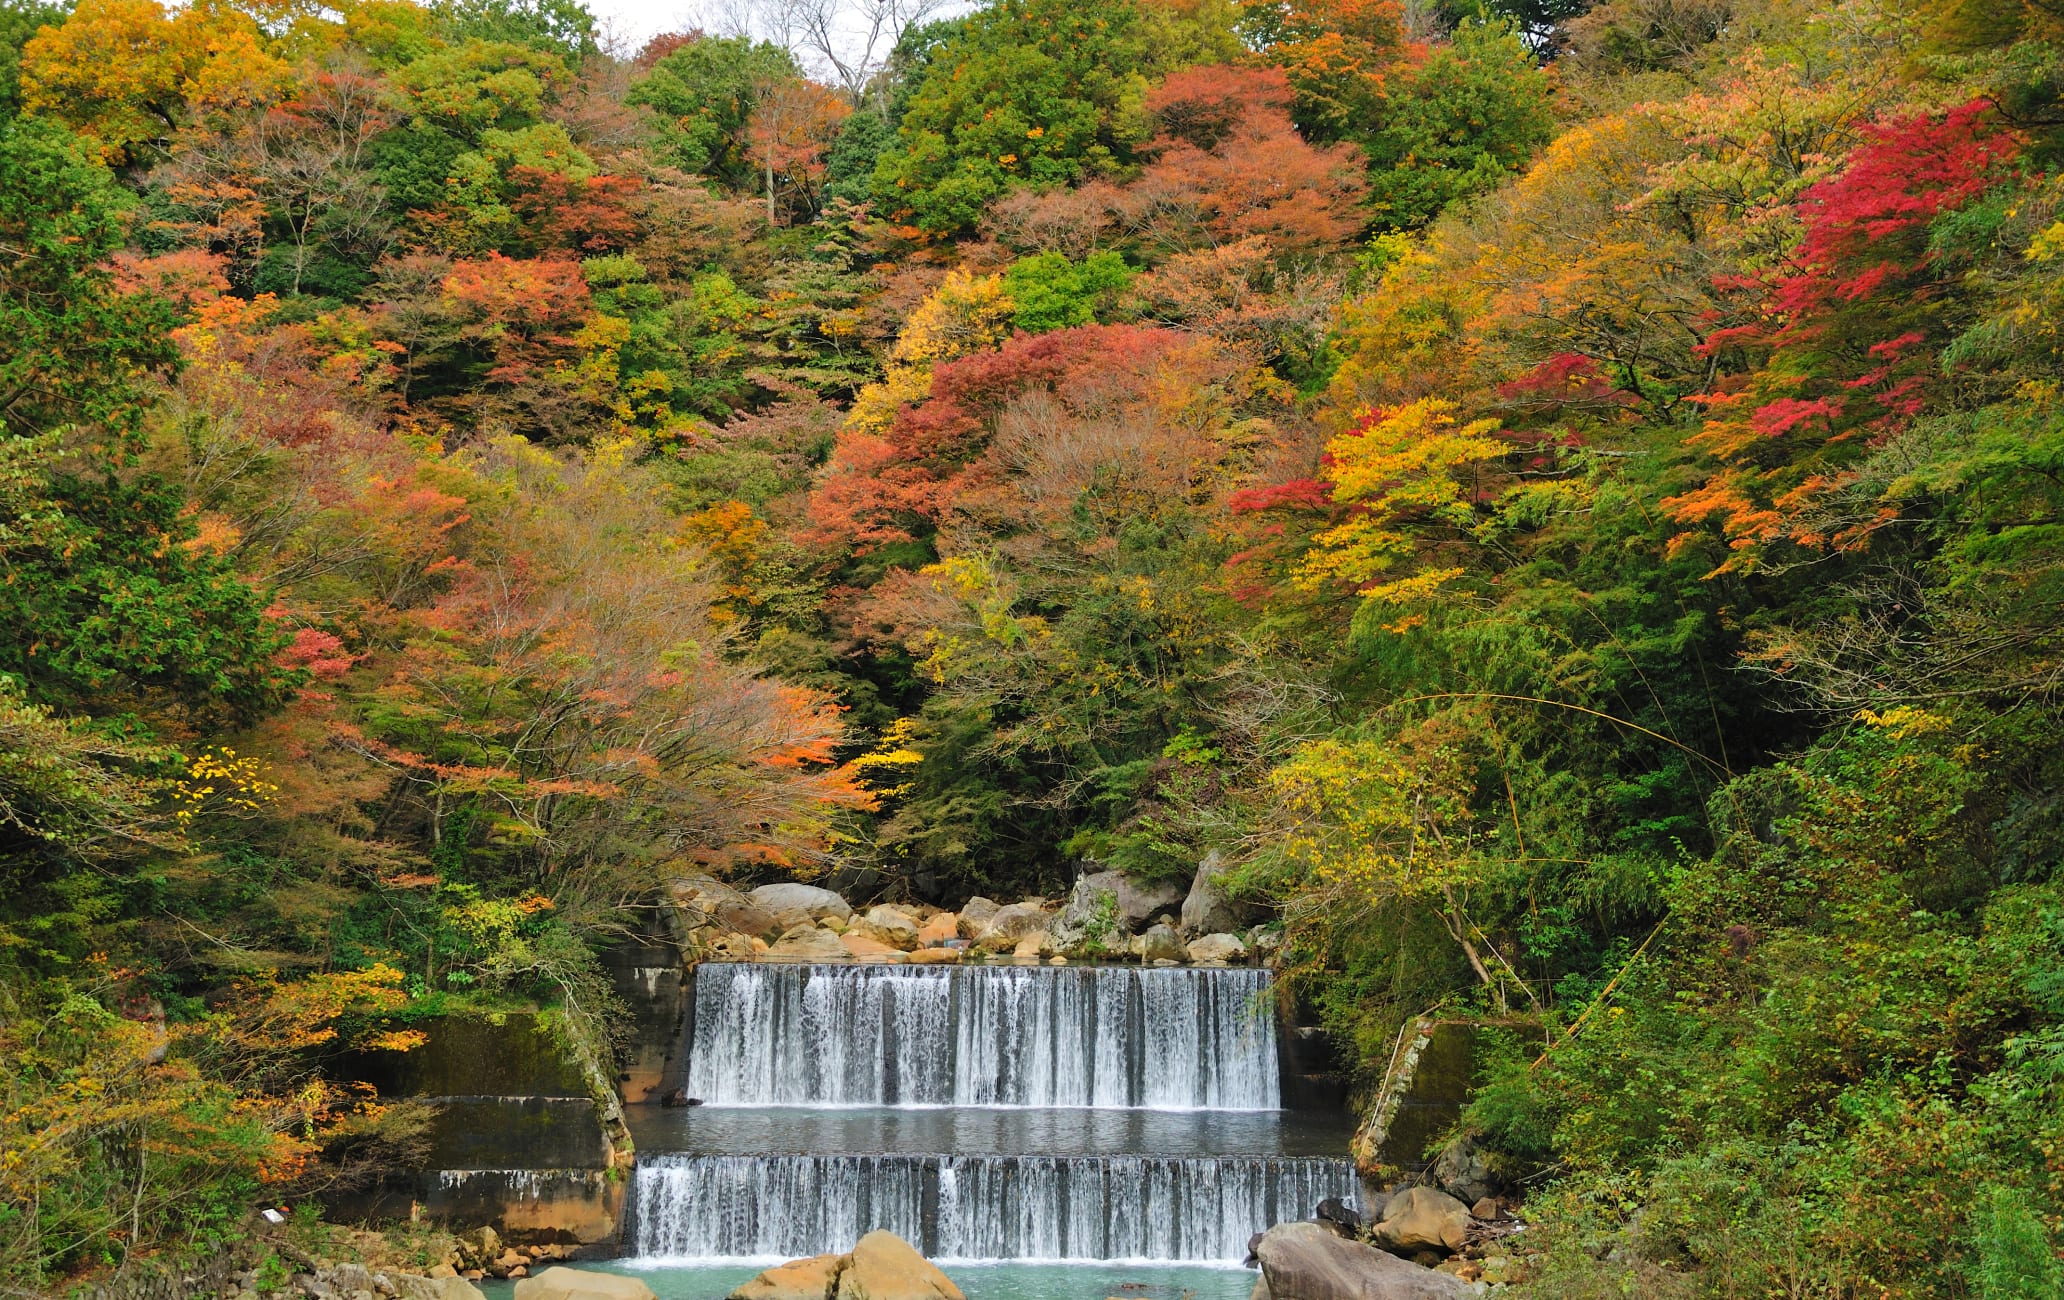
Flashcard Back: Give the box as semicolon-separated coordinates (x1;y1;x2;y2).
1352;1019;1481;1175
327;1011;623;1246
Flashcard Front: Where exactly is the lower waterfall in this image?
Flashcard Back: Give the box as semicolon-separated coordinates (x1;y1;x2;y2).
684;963;1280;1109
625;1153;1358;1263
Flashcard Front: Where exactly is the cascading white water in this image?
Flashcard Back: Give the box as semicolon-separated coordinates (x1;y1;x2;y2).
627;1153;1358;1263
683;964;1281;1110
630;961;1353;1265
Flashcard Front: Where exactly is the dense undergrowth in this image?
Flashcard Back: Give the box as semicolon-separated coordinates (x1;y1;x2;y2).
0;0;2058;1291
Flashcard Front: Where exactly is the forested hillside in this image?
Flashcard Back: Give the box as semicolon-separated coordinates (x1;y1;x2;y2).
0;0;2060;1289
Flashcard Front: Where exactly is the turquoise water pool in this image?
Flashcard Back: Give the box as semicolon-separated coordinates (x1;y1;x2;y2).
491;1261;1257;1300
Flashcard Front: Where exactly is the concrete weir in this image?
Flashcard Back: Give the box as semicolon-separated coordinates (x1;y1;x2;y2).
323;1011;625;1246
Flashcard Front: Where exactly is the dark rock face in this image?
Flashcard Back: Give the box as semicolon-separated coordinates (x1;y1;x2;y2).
1315;1198;1363;1233
1253;1222;1467;1300
1430;1134;1501;1206
332;1012;591;1099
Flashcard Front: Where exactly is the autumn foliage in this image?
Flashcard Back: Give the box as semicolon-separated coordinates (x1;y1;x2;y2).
9;0;2064;1290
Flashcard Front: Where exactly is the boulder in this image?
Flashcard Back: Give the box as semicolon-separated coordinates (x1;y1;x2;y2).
957;897;1001;939
714;899;782;941
862;906;922;950
1252;1221;1466;1300
907;948;961;965
513;1268;658;1300
1371;1187;1472;1255
700;932;761;961
460;1228;500;1269
750;883;853;921
1011;931;1050;964
763;925;852;962
1140;922;1184;963
1178;852;1245;938
837;1230;965;1300
976;903;1051;951
840;932;908;962
670;876;783;940
321;1263;379;1295
1186;932;1248;965
729;1254;844;1300
917;913;959;946
1051;871;1186;950
1430;1134;1500;1207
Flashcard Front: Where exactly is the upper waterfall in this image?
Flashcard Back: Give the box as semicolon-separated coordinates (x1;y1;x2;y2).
683;963;1282;1110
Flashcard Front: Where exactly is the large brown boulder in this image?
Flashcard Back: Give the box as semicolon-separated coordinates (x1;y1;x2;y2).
840;932;909;962
1186;932;1249;964
1370;1187;1472;1254
729;1254;845;1300
837;1231;964;1300
856;906;922;951
1252;1222;1466;1300
976;903;1051;951
514;1268;658;1300
671;875;781;941
763;925;852;962
956;897;1001;938
1140;922;1184;963
730;1235;963;1300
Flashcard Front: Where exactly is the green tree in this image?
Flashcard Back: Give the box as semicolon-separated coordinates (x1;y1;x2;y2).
871;0;1155;235
0;117;176;443
1361;21;1556;229
0;118;289;723
390;38;564;143
824;107;892;205
1003;250;1134;332
433;0;598;62
0;0;61;122
628;35;802;190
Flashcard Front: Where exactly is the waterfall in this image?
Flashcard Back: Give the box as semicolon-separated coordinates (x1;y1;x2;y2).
627;1153;1358;1263
683;963;1281;1110
629;961;1352;1266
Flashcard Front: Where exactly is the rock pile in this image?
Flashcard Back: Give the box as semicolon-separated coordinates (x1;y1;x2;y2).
672;862;1275;968
1247;1189;1529;1297
426;1227;587;1282
214;1261;488;1300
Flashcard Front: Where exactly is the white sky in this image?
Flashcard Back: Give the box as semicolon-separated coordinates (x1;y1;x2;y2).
586;0;706;51
580;0;979;81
